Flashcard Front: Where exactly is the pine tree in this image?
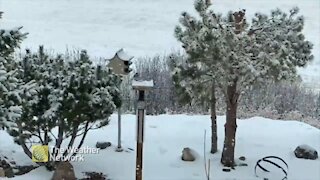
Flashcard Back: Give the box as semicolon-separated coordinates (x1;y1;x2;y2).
0;12;27;129
170;53;218;153
175;0;313;166
9;47;122;167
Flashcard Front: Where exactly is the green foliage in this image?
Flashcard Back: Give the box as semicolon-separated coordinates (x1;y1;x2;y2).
10;47;122;144
174;0;313;97
0;12;27;129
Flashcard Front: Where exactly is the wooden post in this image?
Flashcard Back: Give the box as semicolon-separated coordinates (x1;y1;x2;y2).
132;79;153;180
136;90;145;180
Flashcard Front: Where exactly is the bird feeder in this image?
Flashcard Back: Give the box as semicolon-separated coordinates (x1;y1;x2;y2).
106;48;133;76
132;79;153;180
106;48;133;152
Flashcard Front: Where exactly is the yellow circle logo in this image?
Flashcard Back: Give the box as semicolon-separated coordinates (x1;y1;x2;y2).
32;145;49;162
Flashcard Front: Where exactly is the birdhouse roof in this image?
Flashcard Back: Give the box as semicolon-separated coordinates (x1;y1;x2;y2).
132;80;154;90
106;48;133;62
113;48;133;61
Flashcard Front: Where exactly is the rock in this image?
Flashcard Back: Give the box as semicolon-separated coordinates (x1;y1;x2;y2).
14;165;37;175
52;161;76;180
181;147;196;162
96;142;112;150
4;168;14;178
294;145;318;160
0;158;14;177
0;168;5;177
81;171;107;180
222;168;231;172
239;156;246;161
0;159;11;169
238;163;248;167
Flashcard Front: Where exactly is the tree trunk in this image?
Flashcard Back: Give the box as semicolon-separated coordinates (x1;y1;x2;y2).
221;81;239;167
71;121;90;157
210;82;218;154
63;123;79;157
54;118;64;157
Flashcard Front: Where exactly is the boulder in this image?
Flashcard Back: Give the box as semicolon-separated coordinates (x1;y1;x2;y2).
0;158;14;177
238;163;248;167
222;168;231;172
239;156;246;161
80;171;107;180
181;147;196;162
4;168;14;178
14;165;37;175
96;142;112;150
0;159;11;169
294;145;318;160
52;161;76;180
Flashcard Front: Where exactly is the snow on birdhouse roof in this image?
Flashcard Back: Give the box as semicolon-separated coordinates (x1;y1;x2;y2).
115;48;133;61
132;80;154;89
106;48;133;62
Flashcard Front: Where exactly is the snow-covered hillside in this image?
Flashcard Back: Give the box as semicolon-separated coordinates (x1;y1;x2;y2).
0;0;319;85
0;114;319;180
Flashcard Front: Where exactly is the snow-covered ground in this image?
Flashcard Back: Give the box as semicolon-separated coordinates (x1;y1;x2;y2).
0;114;319;180
0;0;319;87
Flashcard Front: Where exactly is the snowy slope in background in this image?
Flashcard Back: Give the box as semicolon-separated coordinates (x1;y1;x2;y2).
0;114;319;180
0;0;319;85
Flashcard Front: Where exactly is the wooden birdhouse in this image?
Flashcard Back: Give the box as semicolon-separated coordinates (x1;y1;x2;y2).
107;48;133;76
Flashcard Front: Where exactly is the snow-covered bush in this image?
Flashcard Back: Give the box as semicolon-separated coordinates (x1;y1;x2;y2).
0;12;27;129
8;47;121;167
239;81;318;119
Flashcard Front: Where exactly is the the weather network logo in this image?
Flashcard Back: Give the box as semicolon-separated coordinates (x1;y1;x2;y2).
32;145;49;162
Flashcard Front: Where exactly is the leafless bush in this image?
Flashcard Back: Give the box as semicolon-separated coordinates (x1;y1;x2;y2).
120;53;320;125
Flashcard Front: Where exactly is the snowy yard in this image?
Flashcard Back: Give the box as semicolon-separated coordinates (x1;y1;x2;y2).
1;0;320;179
1;114;319;180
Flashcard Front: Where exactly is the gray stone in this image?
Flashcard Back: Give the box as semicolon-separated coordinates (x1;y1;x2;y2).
294;145;318;160
0;159;10;169
96;142;112;150
239;156;246;161
238;163;248;167
181;147;196;162
4;168;14;178
14;165;37;175
0;158;14;177
222;168;231;172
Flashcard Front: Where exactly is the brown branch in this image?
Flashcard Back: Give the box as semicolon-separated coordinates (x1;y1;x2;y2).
63;122;80;157
17;123;32;159
49;131;57;141
44;129;49;145
37;129;44;144
53;118;64;158
71;121;90;157
248;27;263;36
